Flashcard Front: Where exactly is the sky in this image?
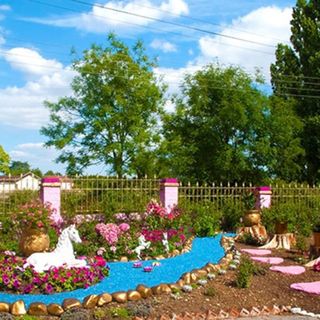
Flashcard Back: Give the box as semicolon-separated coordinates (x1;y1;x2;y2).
0;0;296;174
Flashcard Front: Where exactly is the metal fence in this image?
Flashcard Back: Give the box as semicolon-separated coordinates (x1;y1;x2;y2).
61;176;160;219
1;175;320;216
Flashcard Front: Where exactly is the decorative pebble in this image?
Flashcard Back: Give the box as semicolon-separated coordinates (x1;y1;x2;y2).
291;307;302;314
11;300;27;316
232;259;240;264
218;269;227;275
182;285;193;293
47;304;64;316
229;264;237;270
197;279;207;286
133;262;142;268
207;273;216;280
143;266;153;272
28;302;48;316
152;261;161;267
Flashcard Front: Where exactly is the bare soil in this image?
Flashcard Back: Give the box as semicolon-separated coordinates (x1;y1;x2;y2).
95;243;320;319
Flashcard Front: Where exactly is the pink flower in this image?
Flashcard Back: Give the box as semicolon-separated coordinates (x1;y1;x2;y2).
119;223;130;233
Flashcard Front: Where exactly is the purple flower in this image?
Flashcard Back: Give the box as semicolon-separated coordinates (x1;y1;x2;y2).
2;275;10;285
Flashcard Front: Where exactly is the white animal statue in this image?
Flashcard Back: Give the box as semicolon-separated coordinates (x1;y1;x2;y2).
133;235;151;260
26;224;87;273
162;232;169;253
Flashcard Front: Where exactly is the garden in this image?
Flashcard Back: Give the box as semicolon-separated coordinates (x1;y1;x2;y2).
0;182;320;319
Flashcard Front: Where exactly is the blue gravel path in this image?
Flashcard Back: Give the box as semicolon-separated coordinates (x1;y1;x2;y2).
0;234;232;307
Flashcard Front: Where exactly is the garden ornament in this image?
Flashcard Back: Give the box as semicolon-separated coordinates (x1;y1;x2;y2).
25;224;87;273
162;232;169;253
133;235;151;260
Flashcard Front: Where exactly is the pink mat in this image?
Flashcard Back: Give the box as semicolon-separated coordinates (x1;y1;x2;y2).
251;257;284;264
270;266;306;275
241;249;272;256
290;281;320;295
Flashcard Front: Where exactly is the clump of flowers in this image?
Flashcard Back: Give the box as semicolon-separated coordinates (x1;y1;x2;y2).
146;200;181;220
14;200;55;230
95;223;130;246
313;260;320;272
0;254;109;294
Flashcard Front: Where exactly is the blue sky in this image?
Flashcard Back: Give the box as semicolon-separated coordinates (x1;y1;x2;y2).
0;0;295;174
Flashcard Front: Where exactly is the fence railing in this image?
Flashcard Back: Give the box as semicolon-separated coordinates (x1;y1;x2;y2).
1;176;320;216
61;176;160;219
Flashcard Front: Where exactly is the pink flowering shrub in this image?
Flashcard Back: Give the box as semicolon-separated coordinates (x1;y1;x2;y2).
14;200;55;230
0;254;109;294
95;223;121;245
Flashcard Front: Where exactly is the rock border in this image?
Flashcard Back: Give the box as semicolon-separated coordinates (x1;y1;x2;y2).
0;235;236;317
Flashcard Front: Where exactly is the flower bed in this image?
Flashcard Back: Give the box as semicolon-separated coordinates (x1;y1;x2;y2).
0;254;109;294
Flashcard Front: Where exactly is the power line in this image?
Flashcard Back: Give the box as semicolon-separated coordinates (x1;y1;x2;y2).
68;0;277;49
25;0;275;57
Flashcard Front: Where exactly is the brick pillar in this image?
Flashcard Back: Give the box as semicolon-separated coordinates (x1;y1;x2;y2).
40;177;63;227
160;178;179;211
255;186;272;209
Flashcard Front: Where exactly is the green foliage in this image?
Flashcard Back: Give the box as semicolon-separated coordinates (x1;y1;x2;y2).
235;257;255;288
108;307;130;319
0;214;18;252
0;145;10;174
270;0;320;184
261;201;314;236
16;315;38;320
220;201;243;231
242;191;256;210
41;33;166;177
162;64;302;183
9;161;30;176
93;308;108;320
181;201;221;236
294;233;308;252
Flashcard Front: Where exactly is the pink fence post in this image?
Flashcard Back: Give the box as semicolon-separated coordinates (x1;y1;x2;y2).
255;186;272;209
160;178;179;211
40;177;63;226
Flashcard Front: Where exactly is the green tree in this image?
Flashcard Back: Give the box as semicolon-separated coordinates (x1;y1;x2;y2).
270;0;320;183
0;145;10;174
9;161;30;175
41;34;165;177
163;64;303;183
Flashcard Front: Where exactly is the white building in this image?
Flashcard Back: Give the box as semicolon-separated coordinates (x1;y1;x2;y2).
0;172;40;192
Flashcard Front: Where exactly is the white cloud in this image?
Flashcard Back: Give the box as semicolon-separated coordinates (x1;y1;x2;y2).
150;39;177;52
10;143;64;173
0;5;11;11
2;48;63;76
0;48;75;129
24;0;189;34
197;6;292;80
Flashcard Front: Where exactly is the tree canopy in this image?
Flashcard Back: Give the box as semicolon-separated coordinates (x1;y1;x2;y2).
271;0;320;183
162;64;303;183
41;34;165;177
0;146;10;174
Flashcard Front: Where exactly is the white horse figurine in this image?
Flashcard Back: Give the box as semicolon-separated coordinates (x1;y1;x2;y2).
162;232;169;253
133;235;151;260
26;224;87;273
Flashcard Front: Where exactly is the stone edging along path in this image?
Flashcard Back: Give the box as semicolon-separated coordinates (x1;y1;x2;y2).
0;233;236;317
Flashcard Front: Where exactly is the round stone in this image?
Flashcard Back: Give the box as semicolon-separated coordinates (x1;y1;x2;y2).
47;304;64;316
28;302;48;316
127;290;141;301
82;295;98;309
112;291;127;303
97;293;112;306
11;300;26;316
0;302;10;313
136;284;152;298
62;298;82;311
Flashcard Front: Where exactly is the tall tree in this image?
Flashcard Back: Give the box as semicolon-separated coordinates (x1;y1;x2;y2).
270;0;320;183
41;34;165;177
0;146;10;174
163;64;303;183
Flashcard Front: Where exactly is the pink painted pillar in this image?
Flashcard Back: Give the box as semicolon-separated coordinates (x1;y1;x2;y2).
255;186;272;209
40;177;63;226
160;178;179;211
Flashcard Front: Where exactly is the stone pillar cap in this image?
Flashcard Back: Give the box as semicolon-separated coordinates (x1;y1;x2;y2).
160;178;179;184
41;176;61;183
255;186;271;191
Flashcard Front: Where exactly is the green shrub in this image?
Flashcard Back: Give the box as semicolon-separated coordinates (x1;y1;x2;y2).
235;257;255;288
261;202;314;236
220;201;243;231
